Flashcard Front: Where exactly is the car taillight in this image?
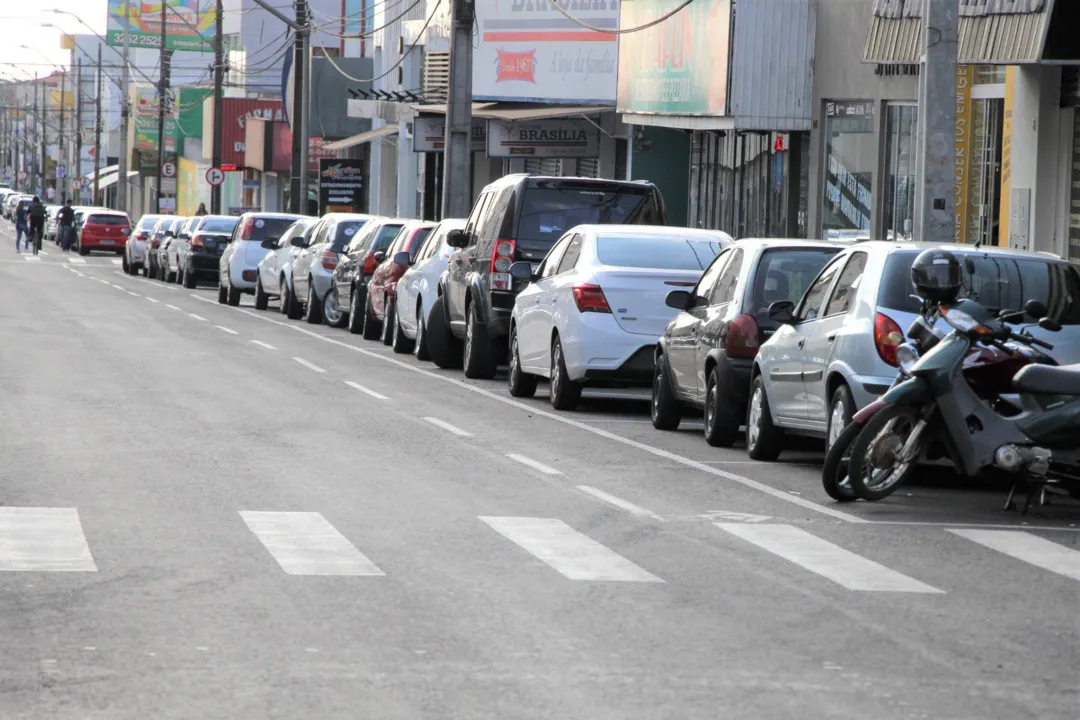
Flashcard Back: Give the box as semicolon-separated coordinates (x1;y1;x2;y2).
137;231;149;240
320;250;339;270
490;239;516;291
190;235;206;250
874;312;904;367
725;314;761;359
362;252;379;276
240;218;254;240
571;284;611;313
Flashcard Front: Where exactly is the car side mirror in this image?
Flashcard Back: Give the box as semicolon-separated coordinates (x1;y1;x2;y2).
1024;299;1048;318
373;251;386;263
446;229;468;248
665;290;691;310
393;251;411;267
1038;317;1062;332
509;262;534;282
290;236;305;248
121;228;131;235
768;300;796;324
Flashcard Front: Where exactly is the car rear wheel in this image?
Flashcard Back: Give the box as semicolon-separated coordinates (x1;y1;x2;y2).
254;278;269;310
549;336;581;411
304;282;323;324
347;289;364;334
507;327;537;398
704;366;741;448
746;376;784;461
78;245;88;257
381;298;396;346
391;302;414;354
166;265;176;283
463;303;497;379
183;265;196;289
217;282;227;304
826;384;856;455
361;295;381;340
414;302;431;361
227;286;241;307
122;256;130;274
283;279;302;320
323;288;347;329
651;353;682;431
426;300;462;369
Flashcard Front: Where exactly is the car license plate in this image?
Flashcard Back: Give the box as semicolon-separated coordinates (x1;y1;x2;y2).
100;239;114;245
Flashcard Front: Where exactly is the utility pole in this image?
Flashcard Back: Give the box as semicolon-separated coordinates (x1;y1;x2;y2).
59;68;66;202
155;1;172;214
211;0;224;214
442;0;474;220
118;0;132;213
913;0;958;244
75;59;82;204
32;73;39;196
287;0;310;215
93;47;102;206
40;76;47;200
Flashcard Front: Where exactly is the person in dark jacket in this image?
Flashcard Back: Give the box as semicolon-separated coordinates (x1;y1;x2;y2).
28;197;46;255
58;201;76;251
195;202;208;216
14;201;28;253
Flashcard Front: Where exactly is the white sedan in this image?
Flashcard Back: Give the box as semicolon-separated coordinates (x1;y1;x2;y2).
393;218;467;360
507;225;733;410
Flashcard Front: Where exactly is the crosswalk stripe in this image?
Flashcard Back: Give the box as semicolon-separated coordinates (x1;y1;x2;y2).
717;523;943;594
68;257;87;264
0;507;98;572
239;511;384;576
22;255;41;262
948;529;1080;582
111;259;123;265
480;516;664;582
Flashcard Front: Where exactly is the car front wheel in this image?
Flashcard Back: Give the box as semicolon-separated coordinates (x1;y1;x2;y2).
746;376;784;461
651;353;681;431
463;303;497;379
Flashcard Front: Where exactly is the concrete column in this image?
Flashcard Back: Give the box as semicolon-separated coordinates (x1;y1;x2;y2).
396;119;416;219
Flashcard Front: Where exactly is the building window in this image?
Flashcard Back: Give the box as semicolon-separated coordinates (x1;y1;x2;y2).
883;104;917;241
822;100;875;239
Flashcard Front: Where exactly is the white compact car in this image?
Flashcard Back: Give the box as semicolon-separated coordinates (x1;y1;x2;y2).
255;217;318;310
507;225;732;410
124;213;165;274
218;212;306;306
394;218;466;360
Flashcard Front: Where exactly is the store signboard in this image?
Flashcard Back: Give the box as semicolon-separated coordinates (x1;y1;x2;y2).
617;0;731;115
107;0;215;52
472;0;618;104
413;116;486;153
487;118;599;158
318;159;365;213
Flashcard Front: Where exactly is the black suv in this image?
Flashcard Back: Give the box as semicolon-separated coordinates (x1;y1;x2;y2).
426;174;668;378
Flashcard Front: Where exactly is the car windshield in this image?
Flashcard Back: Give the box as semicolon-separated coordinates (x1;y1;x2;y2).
87;215;129;226
880;251;1080;324
332;220;367;251
595;235;722;270
746;248;840;319
516;184;655;253
200;218;239;233
137;216;161;230
373;224;405;252
244;217;298;242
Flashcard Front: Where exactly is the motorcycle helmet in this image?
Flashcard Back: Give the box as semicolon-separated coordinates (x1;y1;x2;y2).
911;248;962;304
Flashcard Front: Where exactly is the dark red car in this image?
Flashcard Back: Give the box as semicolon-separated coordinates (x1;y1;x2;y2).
366;221;435;344
78;211;132;256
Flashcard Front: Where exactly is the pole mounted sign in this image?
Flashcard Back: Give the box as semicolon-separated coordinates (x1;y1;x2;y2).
162;162;177;178
205;167;225;186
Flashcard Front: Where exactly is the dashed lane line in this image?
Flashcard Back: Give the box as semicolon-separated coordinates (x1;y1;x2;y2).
189;314;208;322
576;485;658;518
343;381;389;400
165;304;181;311
507;453;562;476
292;357;325;373
250;340;276;350
145;297;159;303
215;326;238;335
421;417;473;437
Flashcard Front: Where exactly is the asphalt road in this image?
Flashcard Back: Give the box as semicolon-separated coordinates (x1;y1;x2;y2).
1;227;1078;719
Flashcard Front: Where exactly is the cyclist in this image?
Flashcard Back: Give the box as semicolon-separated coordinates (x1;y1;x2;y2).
27;196;46;255
58;201;75;251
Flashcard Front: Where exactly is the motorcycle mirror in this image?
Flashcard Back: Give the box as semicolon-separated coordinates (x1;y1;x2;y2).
1000;311;1025;324
1038;317;1062;332
1024;299;1048;318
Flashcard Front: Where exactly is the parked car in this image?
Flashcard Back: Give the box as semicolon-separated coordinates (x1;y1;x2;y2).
124;214;165;274
507;226;730;409
166;216;201;285
254;218;319;312
149;217;185;279
652;239;842;448
218;212;306;306
45;206;61;242
76;211;132;256
156;217;189;281
325;217;406;334
394;218;467;360
181;215;239;288
141;217;173;277
286;213;375;322
428;174;669;378
748;241;1080;461
364;220;436;346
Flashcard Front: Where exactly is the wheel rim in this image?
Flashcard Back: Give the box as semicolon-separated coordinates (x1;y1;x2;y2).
415;307;424;349
706;382;716;430
464;310;474;367
652;366;662;419
324;290;341;323
863;414;918;493
551;343;561;397
748;388;763;449
510;335;520;384
827;399;847;450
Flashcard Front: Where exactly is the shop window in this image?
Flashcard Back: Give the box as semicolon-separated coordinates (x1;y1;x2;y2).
883;104;917;241
822;100;875;240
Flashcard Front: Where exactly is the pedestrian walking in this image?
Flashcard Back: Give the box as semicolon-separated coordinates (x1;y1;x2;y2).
14;201;29;253
28;196;46;256
195;202;208;216
58;200;75;252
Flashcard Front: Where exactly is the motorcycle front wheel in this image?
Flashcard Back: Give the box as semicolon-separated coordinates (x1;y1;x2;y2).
821;421;862;502
848;404;925;502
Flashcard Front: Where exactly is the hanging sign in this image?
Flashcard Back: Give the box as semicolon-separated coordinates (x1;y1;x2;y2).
486;118;599;158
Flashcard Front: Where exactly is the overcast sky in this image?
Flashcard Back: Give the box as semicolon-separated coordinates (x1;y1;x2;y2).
0;1;109;81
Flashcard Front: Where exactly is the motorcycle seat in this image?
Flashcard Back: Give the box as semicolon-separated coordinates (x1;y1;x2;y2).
1013;363;1080;396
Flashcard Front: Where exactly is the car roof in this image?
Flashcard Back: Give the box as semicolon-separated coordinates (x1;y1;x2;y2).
241;212;307;220
85;210;129;217
850;240;1068;262
483;173;658;191
580;225;733;240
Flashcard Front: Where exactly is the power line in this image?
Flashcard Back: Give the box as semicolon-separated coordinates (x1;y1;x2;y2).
312;0;426;40
546;0;696;34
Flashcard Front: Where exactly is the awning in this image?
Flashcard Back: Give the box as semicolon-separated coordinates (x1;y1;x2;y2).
323;126;398;151
95;170;139;190
412;102;613;122
83;164;119;182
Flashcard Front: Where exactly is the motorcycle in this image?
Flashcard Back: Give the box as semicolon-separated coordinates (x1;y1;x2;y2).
845;297;1080;513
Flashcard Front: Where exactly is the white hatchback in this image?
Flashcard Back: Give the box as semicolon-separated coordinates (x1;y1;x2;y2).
507;225;733;410
394;218;466;360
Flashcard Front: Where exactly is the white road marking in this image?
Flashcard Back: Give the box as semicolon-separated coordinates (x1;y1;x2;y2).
239;511;384;576
23;255;41;262
68;257;86;264
165;304;181;311
421;417;473;437
231;307;863;523
189;313;208;322
127;291;140;297
292;357;325;373
0;507;98;572
507;453;562;476
111;259;123;265
949;529;1080;582
343;381;389;400
480;517;663;582
250;340;276;350
215;325;238;335
716;524;943;593
111;284;124;290
576;485;657;518
145;297;160;304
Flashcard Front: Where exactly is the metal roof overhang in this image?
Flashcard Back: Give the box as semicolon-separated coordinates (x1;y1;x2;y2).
83;164;119;182
96;170;139;190
411;102;613;121
323;125;399;151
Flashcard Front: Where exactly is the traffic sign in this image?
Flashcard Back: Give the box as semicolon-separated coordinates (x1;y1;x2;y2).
56;166;65;179
81;177;92;189
206;167;225;186
162;162;177;178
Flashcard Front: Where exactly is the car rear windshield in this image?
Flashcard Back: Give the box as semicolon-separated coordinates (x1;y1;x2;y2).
516;184;656;253
88;215;129;226
373;224;405;252
595;235;721;270
408;227;434;251
244;217;297;241
746;248;840;318
199;218;239;233
137;216;160;230
330;220;367;251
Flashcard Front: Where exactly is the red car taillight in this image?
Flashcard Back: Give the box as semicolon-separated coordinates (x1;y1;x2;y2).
137;231;149;241
190;235;206;250
362;252;379;276
874;312;904;367
571;284;611;313
490;239;516;291
320;250;339;271
725;314;761;359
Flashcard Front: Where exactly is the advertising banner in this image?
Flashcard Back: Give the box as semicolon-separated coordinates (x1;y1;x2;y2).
132;85;177;153
318;159;365;213
617;0;732;115
486;118;599;158
413;116;486;153
107;0;215;52
203;98;287;167
473;0;618;104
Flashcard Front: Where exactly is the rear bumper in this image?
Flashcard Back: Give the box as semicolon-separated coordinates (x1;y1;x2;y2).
561;315;659;385
81;238;124;251
713;354;754;409
582;346;656;386
189;252;222;276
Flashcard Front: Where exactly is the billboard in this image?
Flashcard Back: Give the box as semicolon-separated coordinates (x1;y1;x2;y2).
617;0;731;116
131;85;177;153
107;0;215;52
473;0;618;104
318;159;365;214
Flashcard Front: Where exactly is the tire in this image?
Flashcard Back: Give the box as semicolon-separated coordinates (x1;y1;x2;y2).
361;295;382;340
227;286;241;307
254;279;269;310
217;282;228;304
651;353;682;431
122;256;130;274
144;259;153;278
391;302;415;354
746;375;784;461
176;268;184;286
549;335;581;411
347;288;364;334
413;302;431;361
704;366;741;447
323;288;348;329
821;421;861;502
78;246;88;257
166;267;176;284
381;298;395;346
847;404;924;502
463;302;497;379
507;325;538;398
426;300;462;369
825;384;857;456
283;279;303;320
304;282;323;324
183;267;196;289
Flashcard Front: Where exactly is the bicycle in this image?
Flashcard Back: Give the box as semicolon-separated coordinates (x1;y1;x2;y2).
31;223;43;255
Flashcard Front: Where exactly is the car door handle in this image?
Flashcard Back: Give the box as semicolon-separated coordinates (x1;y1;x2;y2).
826;332;837;342
798;339;805;349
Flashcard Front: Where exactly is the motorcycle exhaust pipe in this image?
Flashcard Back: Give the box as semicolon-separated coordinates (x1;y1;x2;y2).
994;445;1051;475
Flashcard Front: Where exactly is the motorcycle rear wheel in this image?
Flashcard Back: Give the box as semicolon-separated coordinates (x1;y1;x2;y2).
848;404;924;502
822;421;862;502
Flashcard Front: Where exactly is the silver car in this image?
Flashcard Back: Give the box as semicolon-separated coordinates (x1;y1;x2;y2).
255;218;318;311
165;216;201;284
288;213;376;322
124;214;165;274
749;241;1080;461
218;212;306;306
